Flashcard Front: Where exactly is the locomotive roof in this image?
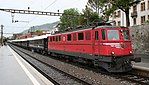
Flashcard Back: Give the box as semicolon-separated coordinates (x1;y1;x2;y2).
10;26;128;42
51;25;127;35
96;26;127;28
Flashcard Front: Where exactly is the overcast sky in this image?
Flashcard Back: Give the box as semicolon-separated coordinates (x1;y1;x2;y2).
0;0;88;37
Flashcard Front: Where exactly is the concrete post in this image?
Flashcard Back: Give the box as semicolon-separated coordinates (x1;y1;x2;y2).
1;25;4;46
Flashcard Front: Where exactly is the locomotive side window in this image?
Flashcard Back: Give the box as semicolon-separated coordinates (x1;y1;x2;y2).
53;36;55;41
95;31;99;40
122;30;130;40
56;36;58;42
85;31;91;40
73;33;77;41
49;37;52;42
59;36;61;41
78;32;84;40
107;30;119;40
101;29;106;40
67;34;71;41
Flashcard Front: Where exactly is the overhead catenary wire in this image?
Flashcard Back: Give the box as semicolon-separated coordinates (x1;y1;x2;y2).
44;0;58;10
29;0;58;23
21;0;58;35
8;0;85;34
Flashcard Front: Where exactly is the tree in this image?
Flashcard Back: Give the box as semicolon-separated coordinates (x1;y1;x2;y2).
35;29;43;33
59;7;102;32
87;0;141;27
87;0;106;14
59;8;80;32
79;6;102;26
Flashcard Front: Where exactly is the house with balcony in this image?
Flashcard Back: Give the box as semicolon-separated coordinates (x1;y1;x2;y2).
110;0;149;26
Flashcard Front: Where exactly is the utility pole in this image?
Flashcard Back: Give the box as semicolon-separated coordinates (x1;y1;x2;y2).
1;25;4;46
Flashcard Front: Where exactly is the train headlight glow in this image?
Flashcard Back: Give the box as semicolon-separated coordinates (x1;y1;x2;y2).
111;52;115;55
130;51;132;54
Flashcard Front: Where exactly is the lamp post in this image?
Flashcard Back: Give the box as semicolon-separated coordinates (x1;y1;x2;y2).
1;25;4;46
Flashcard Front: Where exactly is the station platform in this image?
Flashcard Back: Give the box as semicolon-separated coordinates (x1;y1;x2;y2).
133;54;149;71
0;45;54;85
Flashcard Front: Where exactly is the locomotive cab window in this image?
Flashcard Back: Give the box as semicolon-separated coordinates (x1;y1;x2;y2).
107;30;119;40
78;32;84;40
122;30;130;40
67;34;71;41
95;31;99;40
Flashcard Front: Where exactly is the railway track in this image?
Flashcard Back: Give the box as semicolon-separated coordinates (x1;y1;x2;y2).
118;73;149;85
71;61;149;85
9;44;149;85
9;45;91;85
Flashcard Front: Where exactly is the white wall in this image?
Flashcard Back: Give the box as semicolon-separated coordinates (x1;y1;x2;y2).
112;0;149;27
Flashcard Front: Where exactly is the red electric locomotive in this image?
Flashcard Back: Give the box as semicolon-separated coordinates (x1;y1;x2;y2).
10;25;141;72
48;26;141;72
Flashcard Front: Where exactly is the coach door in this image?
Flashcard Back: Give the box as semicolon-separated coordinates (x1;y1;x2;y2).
94;30;100;55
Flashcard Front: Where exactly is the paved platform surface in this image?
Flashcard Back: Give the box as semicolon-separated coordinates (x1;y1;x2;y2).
133;54;149;70
0;45;54;85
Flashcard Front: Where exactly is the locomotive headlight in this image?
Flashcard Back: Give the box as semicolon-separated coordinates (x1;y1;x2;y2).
111;52;115;55
130;51;132;54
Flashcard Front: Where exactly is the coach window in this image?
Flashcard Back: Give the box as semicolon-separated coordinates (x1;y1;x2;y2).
85;31;91;40
67;34;71;41
95;31;99;40
78;32;84;40
73;33;77;41
101;29;106;40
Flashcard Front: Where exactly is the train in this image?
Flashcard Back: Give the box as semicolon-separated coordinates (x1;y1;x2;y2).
10;25;141;72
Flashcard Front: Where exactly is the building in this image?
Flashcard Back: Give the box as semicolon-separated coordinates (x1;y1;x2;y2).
12;33;22;40
110;0;149;27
